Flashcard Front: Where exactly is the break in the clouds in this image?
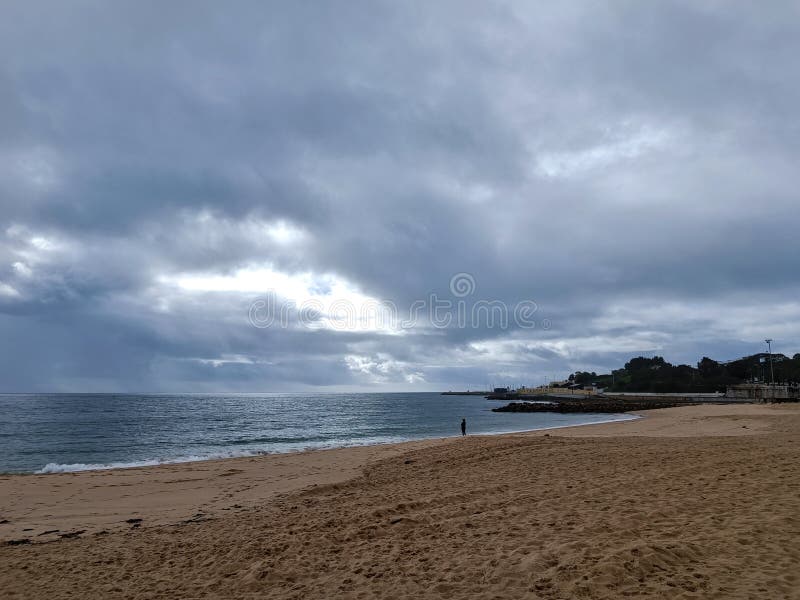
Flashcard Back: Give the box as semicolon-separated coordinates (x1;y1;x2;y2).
1;1;799;391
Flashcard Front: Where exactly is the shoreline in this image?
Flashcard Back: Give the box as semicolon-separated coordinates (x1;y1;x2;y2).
4;412;641;477
0;403;787;544
3;402;799;598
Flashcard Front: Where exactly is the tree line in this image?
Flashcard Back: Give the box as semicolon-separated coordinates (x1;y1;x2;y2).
567;352;800;393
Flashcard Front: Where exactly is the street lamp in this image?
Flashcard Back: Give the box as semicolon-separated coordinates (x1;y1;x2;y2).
765;339;775;385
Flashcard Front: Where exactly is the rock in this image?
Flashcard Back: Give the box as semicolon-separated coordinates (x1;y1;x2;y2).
59;530;86;539
7;538;31;545
492;398;693;414
182;514;212;524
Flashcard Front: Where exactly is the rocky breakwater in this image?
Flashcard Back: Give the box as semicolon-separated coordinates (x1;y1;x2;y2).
492;396;697;414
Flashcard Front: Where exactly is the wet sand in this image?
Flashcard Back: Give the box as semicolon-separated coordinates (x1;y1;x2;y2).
2;403;799;599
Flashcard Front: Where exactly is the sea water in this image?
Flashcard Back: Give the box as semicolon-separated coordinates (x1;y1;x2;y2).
0;393;637;473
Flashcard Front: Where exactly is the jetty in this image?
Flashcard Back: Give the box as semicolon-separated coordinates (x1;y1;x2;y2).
490;385;799;414
491;397;694;414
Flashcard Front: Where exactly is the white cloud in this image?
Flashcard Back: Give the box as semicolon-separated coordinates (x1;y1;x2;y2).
344;354;425;384
0;281;20;297
535;124;672;178
12;262;32;277
159;266;401;334
190;354;270;368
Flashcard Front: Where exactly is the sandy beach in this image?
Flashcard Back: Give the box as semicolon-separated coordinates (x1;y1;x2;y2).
2;403;799;599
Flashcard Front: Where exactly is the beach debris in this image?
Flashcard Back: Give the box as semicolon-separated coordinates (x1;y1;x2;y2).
37;530;60;536
125;518;143;524
404;459;415;465
6;538;31;546
389;516;419;525
182;512;213;524
0;519;10;524
218;468;243;477
59;530;86;539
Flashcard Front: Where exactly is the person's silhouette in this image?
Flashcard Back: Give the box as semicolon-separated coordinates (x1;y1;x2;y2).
461;418;466;436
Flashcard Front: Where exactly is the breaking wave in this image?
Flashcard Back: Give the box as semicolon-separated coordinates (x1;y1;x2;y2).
36;450;266;474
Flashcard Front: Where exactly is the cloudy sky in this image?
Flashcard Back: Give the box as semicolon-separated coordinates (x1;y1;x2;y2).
1;1;799;392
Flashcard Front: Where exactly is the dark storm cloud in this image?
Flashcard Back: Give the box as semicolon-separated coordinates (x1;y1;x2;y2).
1;1;799;391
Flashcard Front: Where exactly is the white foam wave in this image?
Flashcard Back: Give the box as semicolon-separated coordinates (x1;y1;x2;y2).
35;449;265;474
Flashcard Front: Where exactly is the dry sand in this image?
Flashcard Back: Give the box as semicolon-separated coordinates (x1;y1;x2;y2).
2;403;799;599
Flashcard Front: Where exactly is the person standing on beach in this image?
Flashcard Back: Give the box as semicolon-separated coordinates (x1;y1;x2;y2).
461;418;466;436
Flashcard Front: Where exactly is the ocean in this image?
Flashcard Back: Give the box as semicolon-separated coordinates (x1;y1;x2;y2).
0;392;637;474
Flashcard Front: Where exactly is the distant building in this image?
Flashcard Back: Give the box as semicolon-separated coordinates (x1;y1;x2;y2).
726;383;800;402
724;352;788;365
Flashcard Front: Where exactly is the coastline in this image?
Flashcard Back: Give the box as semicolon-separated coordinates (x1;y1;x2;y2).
7;412;641;476
3;403;799;599
0;394;642;476
0;414;637;543
0;404;781;543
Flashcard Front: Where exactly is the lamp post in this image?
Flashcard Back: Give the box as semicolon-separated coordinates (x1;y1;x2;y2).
765;339;775;385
